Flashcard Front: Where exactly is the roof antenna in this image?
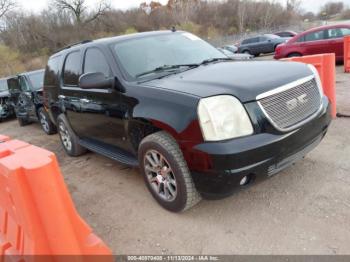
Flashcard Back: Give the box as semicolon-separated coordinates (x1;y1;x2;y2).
171;26;176;32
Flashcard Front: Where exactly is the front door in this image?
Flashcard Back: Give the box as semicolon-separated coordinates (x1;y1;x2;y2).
60;47;130;152
303;29;328;56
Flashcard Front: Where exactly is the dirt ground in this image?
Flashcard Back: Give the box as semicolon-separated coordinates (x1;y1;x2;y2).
1;62;350;255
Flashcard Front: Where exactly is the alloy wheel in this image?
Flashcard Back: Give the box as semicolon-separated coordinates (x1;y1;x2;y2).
39;111;49;133
144;150;177;202
59;122;72;151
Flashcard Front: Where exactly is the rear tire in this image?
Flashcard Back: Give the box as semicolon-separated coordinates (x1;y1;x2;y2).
57;114;87;157
139;131;201;212
38;107;57;135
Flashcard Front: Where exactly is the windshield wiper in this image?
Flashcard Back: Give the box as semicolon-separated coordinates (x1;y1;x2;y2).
136;64;198;78
199;57;233;65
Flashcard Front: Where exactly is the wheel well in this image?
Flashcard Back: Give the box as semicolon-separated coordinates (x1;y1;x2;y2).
287;52;302;57
128;119;161;153
35;104;43;117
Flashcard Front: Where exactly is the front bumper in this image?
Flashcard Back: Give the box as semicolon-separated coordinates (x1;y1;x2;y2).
191;97;332;199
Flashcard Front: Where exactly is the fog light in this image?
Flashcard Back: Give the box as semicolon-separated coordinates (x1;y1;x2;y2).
240;176;249;186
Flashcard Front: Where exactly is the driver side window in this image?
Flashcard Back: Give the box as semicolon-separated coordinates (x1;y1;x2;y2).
83;48;111;78
19;77;30;92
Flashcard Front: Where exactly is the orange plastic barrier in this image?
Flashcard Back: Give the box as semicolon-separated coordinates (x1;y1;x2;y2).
283;53;336;118
0;136;112;259
344;35;350;73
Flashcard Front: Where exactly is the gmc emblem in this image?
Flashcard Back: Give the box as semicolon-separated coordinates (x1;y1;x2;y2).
286;94;308;111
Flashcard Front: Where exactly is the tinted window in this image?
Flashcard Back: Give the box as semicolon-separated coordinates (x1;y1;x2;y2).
0;79;7;92
84;48;111;77
63;51;81;86
327;28;350;38
44;56;61;86
27;71;44;90
341;28;350;36
305;30;325;42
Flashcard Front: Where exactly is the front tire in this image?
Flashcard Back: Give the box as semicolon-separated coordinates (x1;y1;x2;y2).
139;131;201;212
57;114;87;157
38;107;57;135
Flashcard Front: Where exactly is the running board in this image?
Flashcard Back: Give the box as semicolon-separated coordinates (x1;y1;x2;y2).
79;138;139;167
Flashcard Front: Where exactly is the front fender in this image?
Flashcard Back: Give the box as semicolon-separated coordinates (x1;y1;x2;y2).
126;85;203;142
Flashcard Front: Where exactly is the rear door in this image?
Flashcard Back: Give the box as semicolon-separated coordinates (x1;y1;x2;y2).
303;29;328;55
326;27;350;60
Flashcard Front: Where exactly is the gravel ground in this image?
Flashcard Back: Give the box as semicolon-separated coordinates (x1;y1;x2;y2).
1;62;349;255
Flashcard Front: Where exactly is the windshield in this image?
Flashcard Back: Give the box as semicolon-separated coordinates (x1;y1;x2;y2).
112;32;226;79
27;71;44;90
0;79;8;92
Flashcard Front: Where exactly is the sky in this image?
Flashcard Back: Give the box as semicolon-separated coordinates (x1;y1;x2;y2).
15;0;350;14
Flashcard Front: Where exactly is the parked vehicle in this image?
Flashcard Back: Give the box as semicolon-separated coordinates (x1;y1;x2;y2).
7;70;57;134
274;24;350;61
217;48;253;60
221;45;238;54
44;31;331;212
274;31;298;38
238;34;288;56
0;78;15;121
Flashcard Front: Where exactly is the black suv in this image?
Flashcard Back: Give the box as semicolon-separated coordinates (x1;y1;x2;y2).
0;78;15;121
7;70;57;134
44;31;331;212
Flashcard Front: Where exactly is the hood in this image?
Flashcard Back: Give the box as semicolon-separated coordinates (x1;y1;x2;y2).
144;61;313;102
0;90;10;98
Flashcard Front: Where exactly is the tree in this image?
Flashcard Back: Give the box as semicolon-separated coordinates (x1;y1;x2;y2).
0;0;15;19
319;1;344;17
52;0;110;24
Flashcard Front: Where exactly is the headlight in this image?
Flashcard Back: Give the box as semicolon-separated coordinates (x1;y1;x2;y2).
307;64;324;96
198;95;254;141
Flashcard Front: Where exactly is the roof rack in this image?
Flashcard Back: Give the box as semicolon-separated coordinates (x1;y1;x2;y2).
55;40;92;53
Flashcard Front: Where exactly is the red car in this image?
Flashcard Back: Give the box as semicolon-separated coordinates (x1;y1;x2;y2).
274;24;350;62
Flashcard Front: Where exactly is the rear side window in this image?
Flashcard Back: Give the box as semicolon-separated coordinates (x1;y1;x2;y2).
83;48;111;77
63;51;81;86
341;28;350;36
44;56;61;86
305;30;326;42
327;28;350;38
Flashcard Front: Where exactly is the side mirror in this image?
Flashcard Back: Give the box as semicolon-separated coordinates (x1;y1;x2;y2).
79;72;115;90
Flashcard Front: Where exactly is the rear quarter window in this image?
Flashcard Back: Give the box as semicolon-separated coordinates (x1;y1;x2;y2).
63;51;81;86
44;56;61;87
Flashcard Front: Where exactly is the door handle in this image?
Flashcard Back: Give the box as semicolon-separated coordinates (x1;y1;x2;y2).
80;98;90;103
58;95;66;99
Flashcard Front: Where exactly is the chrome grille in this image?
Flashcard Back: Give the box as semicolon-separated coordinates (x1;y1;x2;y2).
258;77;322;131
